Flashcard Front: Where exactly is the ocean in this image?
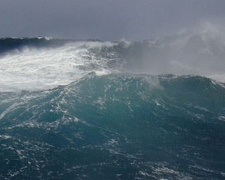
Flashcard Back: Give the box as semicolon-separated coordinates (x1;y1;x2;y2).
0;35;225;179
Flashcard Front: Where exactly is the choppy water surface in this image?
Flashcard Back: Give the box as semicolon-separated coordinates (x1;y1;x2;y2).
0;35;225;179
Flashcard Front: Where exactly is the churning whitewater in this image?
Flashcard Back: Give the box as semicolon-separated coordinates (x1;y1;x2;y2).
0;33;225;180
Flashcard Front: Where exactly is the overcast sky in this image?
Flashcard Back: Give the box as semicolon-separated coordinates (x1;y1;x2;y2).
0;0;225;40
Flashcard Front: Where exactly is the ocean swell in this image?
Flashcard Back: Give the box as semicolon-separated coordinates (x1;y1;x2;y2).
0;73;225;179
0;31;225;179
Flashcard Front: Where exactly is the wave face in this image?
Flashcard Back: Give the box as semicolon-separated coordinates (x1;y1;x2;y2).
0;35;225;179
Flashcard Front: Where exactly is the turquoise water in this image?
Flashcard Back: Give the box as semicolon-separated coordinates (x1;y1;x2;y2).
0;73;225;179
0;37;225;179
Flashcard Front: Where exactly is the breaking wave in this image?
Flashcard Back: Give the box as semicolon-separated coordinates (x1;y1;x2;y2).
0;29;225;179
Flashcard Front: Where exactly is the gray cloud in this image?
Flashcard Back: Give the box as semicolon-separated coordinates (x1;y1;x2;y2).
0;0;225;40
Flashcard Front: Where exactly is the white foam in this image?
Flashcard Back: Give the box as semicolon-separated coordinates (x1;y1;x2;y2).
0;41;115;92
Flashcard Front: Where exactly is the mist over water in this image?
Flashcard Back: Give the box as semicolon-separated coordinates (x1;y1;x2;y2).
0;22;225;91
123;22;225;80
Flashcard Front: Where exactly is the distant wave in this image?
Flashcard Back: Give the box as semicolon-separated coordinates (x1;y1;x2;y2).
0;37;70;55
0;37;104;55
